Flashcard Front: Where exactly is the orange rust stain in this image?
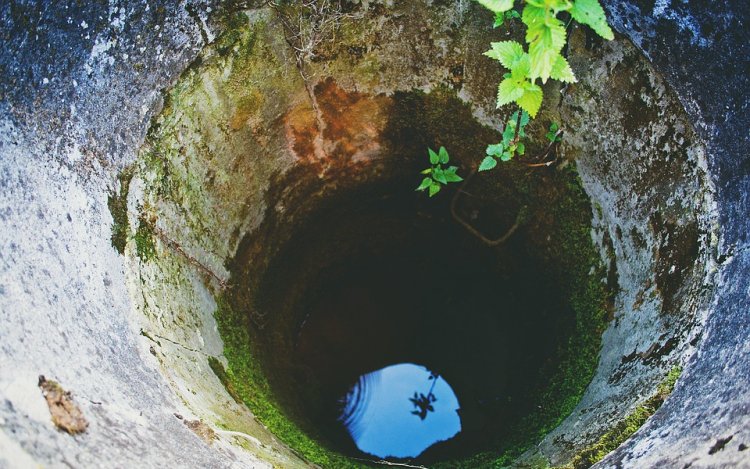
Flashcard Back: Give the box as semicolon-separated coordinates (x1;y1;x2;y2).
285;102;319;161
283;78;392;177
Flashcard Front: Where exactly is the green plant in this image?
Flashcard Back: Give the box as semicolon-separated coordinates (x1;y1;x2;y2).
477;0;613;166
552;366;682;469
416;146;463;197
494;8;521;27
107;166;135;255
479;0;613;118
546;122;563;142
479;109;529;171
415;0;613;198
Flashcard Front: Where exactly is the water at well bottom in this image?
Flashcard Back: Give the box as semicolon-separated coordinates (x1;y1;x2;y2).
338;363;461;459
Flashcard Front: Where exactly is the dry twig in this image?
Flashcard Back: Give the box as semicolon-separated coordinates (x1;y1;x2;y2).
450;168;523;246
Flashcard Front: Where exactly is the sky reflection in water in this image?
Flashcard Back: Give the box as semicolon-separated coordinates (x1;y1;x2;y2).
339;363;461;459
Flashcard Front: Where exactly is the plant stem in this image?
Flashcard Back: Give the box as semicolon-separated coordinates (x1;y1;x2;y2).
512;107;523;143
151;224;230;290
521;128;563;167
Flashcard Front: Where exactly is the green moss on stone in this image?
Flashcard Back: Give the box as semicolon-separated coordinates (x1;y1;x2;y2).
213;86;613;469
107;166;134;255
213;298;368;469
552;366;682;469
134;216;156;262
439;163;612;469
208;356;243;404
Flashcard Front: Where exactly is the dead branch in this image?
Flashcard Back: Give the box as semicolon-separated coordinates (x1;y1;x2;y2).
269;0;361;154
151;225;230;290
520;129;563;167
450;168;523;246
350;457;431;469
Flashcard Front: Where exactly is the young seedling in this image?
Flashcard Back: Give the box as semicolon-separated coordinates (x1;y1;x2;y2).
493;9;520;27
546;122;563;142
416;146;463;197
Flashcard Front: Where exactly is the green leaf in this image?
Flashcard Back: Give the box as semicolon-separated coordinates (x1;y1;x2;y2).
421;168;432;174
511;54;531;79
416;177;432;191
428;147;439;165
444;170;463;182
475;0;514;13
428;181;441;197
485;41;525;70
509;10;521;19
517;142;525;155
500;150;513;161
571;0;614;40
511;110;530;127
549;0;573;14
550;54;577;83
528;21;567;82
487;143;505;158
502;123;515;145
439;146;450;164
521;3;546;27
496;78;525;108
432;168;447;184
479;156;498;171
546;122;562;141
517;84;543;117
494;11;506;27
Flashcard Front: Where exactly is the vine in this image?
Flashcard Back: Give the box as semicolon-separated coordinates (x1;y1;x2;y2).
477;0;612;166
418;0;613;243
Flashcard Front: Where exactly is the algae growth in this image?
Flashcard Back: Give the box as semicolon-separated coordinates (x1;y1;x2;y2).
551;367;682;469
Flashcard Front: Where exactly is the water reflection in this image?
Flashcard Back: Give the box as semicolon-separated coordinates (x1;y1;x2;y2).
338;363;461;459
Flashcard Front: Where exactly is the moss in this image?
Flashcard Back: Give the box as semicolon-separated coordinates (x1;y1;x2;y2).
136;9;610;463
213;297;368;469
107;166;135;255
134;215;156;262
208;356;243;404
378;87;613;467
437;162;613;469
551;366;682;469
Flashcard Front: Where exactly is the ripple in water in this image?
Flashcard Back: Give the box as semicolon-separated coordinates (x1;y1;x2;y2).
338;363;462;459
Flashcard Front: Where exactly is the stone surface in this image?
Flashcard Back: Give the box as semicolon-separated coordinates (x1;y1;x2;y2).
0;1;748;468
593;2;750;468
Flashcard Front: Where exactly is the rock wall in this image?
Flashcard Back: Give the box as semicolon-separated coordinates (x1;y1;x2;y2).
0;1;748;468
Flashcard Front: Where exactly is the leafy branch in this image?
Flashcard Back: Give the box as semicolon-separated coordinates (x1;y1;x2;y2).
479;0;613;118
477;0;613;173
479;109;529;171
415;0;612;245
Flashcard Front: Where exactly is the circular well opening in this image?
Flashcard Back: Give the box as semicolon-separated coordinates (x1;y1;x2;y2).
125;8;716;467
222;104;611;464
